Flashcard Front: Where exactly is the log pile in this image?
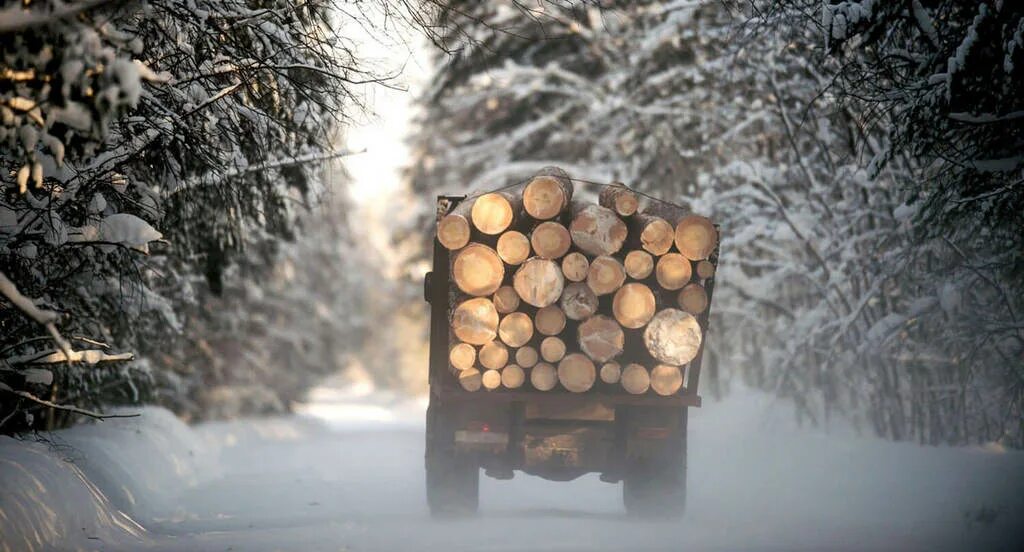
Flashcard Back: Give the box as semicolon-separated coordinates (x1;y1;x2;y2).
439;167;718;395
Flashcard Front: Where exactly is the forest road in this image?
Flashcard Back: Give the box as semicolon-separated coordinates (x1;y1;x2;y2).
142;385;1024;552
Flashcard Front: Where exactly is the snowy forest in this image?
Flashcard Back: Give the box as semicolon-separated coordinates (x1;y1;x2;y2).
1;0;1022;454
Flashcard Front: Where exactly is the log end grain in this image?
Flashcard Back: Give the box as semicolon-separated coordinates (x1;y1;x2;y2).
643;308;703;365
472;192;515;235
531;221;572;259
492;285;521;314
578;315;624;363
449;343;476;371
655;252;692;291
586;255;626;296
453;243;505;296
621;363;650;395
678;283;708;315
452;297;499;345
530;362;558;391
513;257;565;308
561;251;590;282
600;361;622;384
514;345;538;368
570;204;627;256
534;305;567;336
501;364;526;389
612;282;656;329
498;312;534;348
479;340;509;370
557;353;597;393
560;282;599;321
624;250;654;280
675;215;718;260
650;364;684;396
496;231;531;265
437;214;470;250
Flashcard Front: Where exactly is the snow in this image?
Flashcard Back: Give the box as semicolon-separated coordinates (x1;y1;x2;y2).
2;382;1022;552
97;213;163;254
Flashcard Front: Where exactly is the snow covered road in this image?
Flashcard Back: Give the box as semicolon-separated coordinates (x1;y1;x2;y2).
3;382;1023;551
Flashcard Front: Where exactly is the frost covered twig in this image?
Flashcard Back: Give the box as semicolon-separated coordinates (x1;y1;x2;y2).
0;382;138;420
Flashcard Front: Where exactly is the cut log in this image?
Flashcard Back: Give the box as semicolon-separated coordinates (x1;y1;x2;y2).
540;336;566;363
437;213;471;250
643;308;703;365
578;315;625;363
655;253;692;291
501;364;526;389
458;368;482;392
482;369;502;390
479;340;509;370
452;298;499;345
621;363;650;395
513;257;564;308
612;283;656;329
677;283;708;315
586;255;626;296
534;305;566;336
515;346;538;368
558;353;596;393
559;282;597;321
453;243;505;296
569;202;627;256
449;343;476;371
498;312;534;348
530;362;558;391
523;168;573;220
600;361;621;384
530;221;572;259
471;191;520;235
492;285;520;314
675;215;718;260
632;214;674;256
561;252;589;282
496;231;531;265
624;250;654;280
695;259;716;280
599;182;639;217
650;364;684;396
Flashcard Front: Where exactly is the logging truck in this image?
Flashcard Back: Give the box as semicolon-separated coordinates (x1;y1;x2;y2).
423;168;719;517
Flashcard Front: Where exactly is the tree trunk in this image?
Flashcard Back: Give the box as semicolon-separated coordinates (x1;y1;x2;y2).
650;364;684;396
482;369;502;391
578;315;625;363
677;283;708;314
600;361;621;384
612;282;656;329
453;243;505;296
587;255;626;296
643;309;702;365
624;250;654;279
530;362;558;391
496;231;531;265
557;353;596;393
675;215;718;260
631;214;674;256
513;257;565;307
561;252;589;282
452;297;499;345
655;253;692;291
479;340;509;370
695;259;716;280
523;167;573;220
459;368;482;392
540;336;566;363
515;345;538;368
599;182;639;217
449;343;476;371
471;191;521;235
569;202;627;256
531;221;572;259
492;285;520;314
621;363;650;394
534;305;566;336
498;312;534;347
560;282;599;321
501;364;525;389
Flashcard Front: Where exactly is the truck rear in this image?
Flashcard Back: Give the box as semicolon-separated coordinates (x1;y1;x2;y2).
423;168;718;517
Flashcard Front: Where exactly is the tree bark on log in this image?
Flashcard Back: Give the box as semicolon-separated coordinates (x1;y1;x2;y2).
677;283;708;314
540;336;566;363
523;167;573;220
558;353;596;393
534;305;566;336
530;362;558;391
624;250;654;280
496;231;531;265
459;368;482;392
479;340;509;370
515;346;538;368
501;364;525;389
675;215;718;260
513;257;564;308
612;283;656;329
449;343;476;371
452;297;499;345
695;259;716;280
561;252;589;282
453;243;505;296
578;315;624;363
492;285;520;314
586;255;626;296
655;253;692;291
631;214;674;256
471;191;521;235
598;182;639;217
498;312;534;347
621;363;650;394
643;308;702;365
569;203;627;256
650;364;684;396
530;221;572;259
560;282;599;321
600;361;621;384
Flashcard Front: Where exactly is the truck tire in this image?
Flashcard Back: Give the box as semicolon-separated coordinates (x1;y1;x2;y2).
622;456;686;518
425;403;479;517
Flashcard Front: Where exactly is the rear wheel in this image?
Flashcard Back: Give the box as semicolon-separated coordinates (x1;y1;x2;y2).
425;403;479;517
